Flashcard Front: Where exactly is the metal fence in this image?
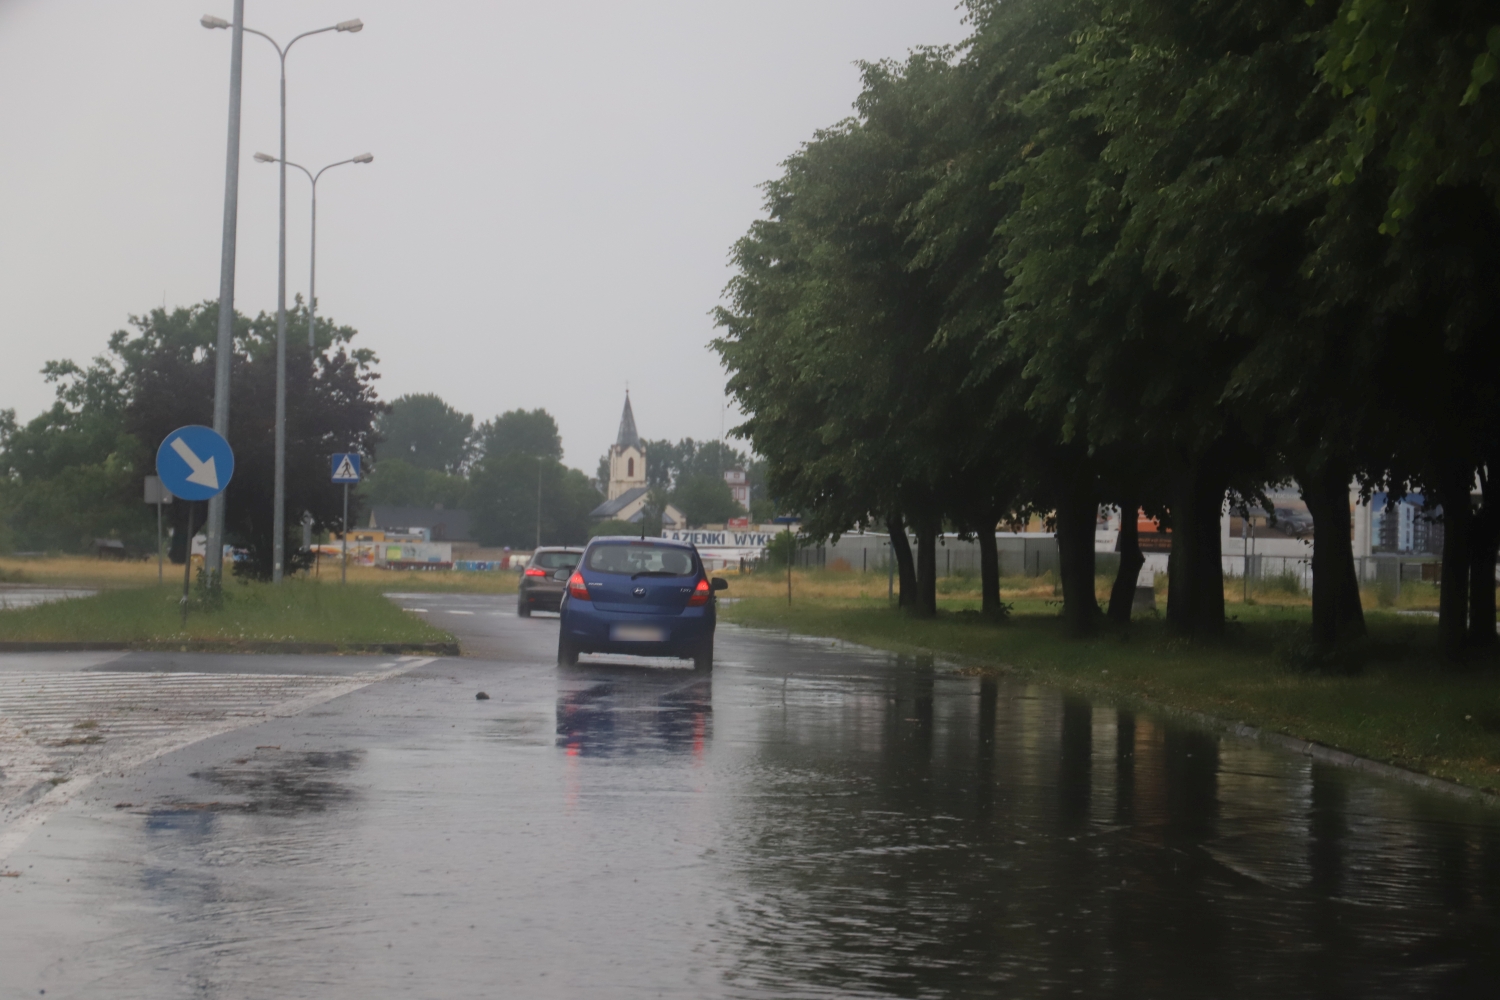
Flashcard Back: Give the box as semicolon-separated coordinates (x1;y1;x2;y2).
776;535;1462;594
1222;554;1447;593
782;533;1062;578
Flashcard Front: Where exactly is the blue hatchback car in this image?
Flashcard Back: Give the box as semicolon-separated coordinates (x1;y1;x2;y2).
557;537;728;670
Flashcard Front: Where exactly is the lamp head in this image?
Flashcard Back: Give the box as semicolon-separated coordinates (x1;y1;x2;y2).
353;153;374;164
253;152;276;163
200;14;231;29
335;19;364;32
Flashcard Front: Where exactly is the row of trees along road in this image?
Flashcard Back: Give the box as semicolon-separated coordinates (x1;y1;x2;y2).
713;0;1500;661
0;300;382;579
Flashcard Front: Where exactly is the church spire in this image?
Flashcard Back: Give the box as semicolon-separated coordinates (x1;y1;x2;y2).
616;392;641;449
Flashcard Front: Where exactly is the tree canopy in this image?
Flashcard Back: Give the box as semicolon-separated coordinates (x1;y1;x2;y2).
1;301;383;577
374;394;475;474
714;0;1500;658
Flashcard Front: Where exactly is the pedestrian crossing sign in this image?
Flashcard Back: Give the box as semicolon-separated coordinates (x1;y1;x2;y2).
331;453;362;484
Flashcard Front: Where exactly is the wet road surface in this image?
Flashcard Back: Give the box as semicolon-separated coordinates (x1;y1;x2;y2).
2;593;1498;998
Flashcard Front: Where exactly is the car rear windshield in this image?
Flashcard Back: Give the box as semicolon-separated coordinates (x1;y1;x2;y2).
585;543;695;577
532;551;581;570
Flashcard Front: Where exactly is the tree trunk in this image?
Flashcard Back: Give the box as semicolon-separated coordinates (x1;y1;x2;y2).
1467;476;1497;649
1055;480;1100;637
1300;467;1366;645
1191;485;1226;639
1434;458;1473;663
1166;460;1226;639
977;518;1002;618
1107;499;1144;626
914;522;938;618
888;512;918;612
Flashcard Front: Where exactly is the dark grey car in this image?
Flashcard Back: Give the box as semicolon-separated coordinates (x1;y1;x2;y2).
518;547;585;616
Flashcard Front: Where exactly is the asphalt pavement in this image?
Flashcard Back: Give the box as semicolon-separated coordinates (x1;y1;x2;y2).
2;592;1498;999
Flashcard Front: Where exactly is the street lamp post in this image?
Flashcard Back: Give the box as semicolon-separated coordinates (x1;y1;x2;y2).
255;152;374;350
204;13;363;584
199;6;246;587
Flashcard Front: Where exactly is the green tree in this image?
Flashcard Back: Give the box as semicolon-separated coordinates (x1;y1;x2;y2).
359;456;469;509
477;408;563;463
469;406;596;546
2;301;384;576
469;452;600;547
1316;0;1500;657
374;394;474;474
671;473;743;527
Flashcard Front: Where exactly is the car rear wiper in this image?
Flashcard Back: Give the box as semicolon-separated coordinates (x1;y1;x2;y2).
630;570;679;579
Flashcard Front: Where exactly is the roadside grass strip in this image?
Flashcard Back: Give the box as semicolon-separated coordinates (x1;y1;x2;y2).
0;580;451;647
722;596;1500;795
721;567;1442;613
0;556;521;595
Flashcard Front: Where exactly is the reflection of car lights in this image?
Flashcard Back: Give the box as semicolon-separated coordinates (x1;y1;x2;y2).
567;572;591;601
524;567;546;577
686;578;710;607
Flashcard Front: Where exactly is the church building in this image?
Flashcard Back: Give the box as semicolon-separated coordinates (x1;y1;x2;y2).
605;393;646;500
589;393;685;529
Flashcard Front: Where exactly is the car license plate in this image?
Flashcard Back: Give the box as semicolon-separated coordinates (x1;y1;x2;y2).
611;623;666;642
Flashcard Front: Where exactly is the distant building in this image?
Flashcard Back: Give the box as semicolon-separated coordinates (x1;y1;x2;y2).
723;468;749;510
1372;493;1444;555
589;393;684;528
605;393;646;501
367;506;472;543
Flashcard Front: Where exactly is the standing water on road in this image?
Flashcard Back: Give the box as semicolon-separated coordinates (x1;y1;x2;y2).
1;595;1497;998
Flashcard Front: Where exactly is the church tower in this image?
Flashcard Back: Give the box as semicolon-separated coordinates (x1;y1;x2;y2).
606;393;647;500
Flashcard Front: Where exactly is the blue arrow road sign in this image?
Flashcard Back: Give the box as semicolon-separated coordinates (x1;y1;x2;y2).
331;453;362;484
156;425;234;502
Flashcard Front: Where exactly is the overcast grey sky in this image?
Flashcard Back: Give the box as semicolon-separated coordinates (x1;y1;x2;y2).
0;1;969;471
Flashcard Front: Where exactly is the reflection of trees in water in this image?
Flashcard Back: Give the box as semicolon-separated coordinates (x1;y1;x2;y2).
715;654;1500;998
554;665;711;760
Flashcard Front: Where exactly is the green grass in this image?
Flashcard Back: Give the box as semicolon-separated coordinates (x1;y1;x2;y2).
0;579;450;646
722;595;1500;794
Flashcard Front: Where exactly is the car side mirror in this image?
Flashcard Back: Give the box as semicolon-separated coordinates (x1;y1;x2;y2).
710;577;729;592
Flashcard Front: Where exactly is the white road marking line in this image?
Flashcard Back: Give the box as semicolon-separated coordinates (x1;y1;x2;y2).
446;610;475;615
0;657;434;862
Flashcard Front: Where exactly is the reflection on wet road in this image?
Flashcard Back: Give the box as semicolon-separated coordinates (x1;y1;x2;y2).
1;592;1497;998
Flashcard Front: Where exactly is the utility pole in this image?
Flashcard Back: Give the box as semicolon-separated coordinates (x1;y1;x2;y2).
203;2;246;587
341;482;349;585
536;458;543;550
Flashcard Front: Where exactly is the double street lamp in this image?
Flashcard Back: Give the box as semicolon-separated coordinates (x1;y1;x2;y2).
253;151;374;349
203;12;362;583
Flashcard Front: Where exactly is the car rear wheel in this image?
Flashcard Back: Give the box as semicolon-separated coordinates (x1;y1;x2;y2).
517;599;531;618
692;638;713;672
557;636;579;667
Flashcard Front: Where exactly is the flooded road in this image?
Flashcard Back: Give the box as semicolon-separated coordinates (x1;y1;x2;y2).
2;593;1498;998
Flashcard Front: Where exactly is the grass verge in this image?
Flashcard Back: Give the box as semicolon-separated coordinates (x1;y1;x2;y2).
0;555;520;594
0;579;451;647
721;589;1500;794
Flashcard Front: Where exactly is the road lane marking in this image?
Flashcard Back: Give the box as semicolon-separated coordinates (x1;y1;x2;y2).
0;657;435;862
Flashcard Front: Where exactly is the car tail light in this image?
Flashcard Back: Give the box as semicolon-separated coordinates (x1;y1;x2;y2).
524;566;546;577
687;578;710;607
567;572;590;601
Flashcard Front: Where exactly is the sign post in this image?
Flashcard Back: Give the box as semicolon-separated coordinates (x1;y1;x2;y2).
331;453;362;584
156;426;235;624
143;476;174;583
